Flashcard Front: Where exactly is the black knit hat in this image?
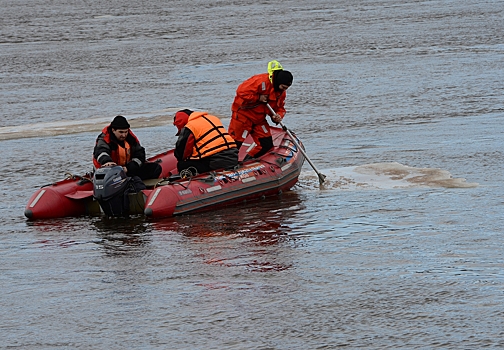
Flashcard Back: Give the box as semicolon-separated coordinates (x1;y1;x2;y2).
110;115;130;129
273;70;293;91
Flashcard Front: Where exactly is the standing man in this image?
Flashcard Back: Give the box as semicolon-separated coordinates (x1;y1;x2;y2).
93;115;162;180
229;60;293;159
173;109;238;175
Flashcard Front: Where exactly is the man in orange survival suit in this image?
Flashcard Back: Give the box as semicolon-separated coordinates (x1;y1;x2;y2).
93;115;162;180
173;109;239;175
229;60;293;160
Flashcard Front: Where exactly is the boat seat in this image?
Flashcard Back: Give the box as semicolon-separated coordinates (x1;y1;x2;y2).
142;178;164;188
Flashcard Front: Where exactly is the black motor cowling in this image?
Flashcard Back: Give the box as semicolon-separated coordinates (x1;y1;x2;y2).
93;166;145;217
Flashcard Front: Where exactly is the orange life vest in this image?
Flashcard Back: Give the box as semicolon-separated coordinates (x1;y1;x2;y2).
185;112;237;160
115;140;131;166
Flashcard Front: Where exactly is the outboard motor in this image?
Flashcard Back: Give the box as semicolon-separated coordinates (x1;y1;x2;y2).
93;166;136;217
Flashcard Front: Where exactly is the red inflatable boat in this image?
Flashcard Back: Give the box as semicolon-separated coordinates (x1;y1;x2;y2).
24;126;305;220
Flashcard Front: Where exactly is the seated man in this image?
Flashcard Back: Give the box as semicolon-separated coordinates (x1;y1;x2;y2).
93;115;162;180
173;109;239;175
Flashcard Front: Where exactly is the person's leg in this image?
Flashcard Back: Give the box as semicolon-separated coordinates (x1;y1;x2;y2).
248;123;273;158
228;113;252;152
208;148;239;170
137;162;162;180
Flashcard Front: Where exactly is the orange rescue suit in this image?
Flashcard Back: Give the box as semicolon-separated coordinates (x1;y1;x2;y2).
229;72;287;157
231;72;287;126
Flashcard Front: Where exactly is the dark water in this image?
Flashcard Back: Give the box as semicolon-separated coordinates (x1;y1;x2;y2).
2;0;504;348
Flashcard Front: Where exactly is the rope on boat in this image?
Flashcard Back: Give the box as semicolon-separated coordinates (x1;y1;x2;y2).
151;179;167;188
64;171;94;185
180;167;198;179
64;172;79;180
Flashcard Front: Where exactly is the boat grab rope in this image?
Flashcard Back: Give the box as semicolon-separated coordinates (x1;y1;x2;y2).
279;144;298;153
151;179;166;188
40;171;89;188
65;171;94;185
257;155;283;168
195;171;216;184
280;136;300;153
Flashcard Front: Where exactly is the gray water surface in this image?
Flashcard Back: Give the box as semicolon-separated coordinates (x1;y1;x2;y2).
1;0;504;348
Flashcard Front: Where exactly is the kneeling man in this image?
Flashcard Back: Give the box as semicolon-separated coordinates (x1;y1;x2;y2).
173;109;239;175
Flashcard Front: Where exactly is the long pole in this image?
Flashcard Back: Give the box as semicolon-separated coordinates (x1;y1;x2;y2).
266;104;326;184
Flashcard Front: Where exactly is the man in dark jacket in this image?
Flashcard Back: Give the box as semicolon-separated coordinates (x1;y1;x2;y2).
173;109;238;176
93;115;162;180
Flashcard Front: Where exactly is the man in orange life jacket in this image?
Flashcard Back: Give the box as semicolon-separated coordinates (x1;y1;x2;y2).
173;109;239;175
93;115;162;180
229;60;293;160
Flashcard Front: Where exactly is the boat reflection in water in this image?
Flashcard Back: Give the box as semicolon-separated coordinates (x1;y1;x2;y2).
92;216;152;257
152;191;305;272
